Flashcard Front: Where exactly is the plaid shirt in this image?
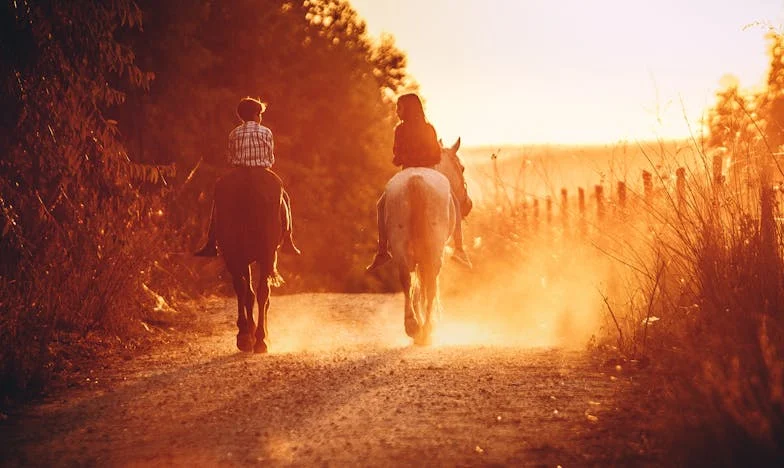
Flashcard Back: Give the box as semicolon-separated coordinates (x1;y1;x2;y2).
228;121;275;167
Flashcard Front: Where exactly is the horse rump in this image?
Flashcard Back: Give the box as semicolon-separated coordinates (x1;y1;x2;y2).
406;174;429;260
214;168;283;284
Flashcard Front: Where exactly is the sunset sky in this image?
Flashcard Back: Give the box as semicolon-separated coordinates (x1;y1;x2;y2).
351;0;784;146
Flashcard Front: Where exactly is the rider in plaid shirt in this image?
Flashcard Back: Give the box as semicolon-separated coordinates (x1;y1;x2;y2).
228;118;275;168
195;97;300;257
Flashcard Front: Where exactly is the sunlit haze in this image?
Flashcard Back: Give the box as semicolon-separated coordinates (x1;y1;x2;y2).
351;0;784;146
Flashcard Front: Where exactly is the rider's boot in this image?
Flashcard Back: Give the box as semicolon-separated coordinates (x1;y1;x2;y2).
281;232;301;255
366;244;392;272
194;239;218;257
194;203;218;257
451;247;472;269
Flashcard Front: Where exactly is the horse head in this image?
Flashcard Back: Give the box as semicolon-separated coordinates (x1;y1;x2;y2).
436;137;473;217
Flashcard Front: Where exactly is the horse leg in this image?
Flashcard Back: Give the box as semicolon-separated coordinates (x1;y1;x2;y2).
233;267;255;352
254;278;270;354
245;266;256;342
425;268;438;344
418;265;439;346
400;264;418;338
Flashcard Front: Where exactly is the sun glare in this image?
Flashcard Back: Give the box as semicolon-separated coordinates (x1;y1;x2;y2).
351;0;783;146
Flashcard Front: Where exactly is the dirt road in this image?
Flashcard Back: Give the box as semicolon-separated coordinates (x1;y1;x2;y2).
0;293;663;466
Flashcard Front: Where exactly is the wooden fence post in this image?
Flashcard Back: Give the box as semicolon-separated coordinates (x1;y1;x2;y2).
532;198;540;231
492;152;501;208
642;170;653;203
519;198;527;229
595;185;605;220
578;187;586;235
617;181;627;213
560;188;568;229
676;167;686;212
712;153;724;187
546;196;552;225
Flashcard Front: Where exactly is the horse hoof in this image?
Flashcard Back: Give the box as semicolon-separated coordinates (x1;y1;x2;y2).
404;317;419;338
253;341;268;354
236;333;255;352
414;331;433;347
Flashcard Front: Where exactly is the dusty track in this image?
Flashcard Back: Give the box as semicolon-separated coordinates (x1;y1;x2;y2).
0;293;663;466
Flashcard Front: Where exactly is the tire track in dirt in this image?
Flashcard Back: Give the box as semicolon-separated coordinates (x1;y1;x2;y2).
0;293;662;466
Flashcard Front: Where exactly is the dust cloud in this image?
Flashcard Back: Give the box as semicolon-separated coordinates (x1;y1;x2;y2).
259;239;608;355
436;240;607;349
264;293;411;354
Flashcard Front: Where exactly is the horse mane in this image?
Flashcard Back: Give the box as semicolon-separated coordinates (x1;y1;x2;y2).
436;141;471;218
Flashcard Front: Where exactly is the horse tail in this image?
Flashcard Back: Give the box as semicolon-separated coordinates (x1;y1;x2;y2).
268;269;284;288
266;254;285;288
407;174;429;260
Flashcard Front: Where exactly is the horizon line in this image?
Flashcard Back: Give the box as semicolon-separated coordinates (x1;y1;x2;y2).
461;137;698;150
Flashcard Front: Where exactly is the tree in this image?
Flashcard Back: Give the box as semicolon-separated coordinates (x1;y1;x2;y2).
0;0;158;396
120;0;414;290
763;31;784;150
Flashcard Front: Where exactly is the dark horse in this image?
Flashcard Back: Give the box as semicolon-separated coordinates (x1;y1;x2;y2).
214;168;286;353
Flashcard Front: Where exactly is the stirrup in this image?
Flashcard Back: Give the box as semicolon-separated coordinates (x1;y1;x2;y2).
281;237;301;255
451;250;472;269
366;251;392;272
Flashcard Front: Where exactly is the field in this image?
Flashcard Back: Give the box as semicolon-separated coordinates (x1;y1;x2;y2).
460;140;704;202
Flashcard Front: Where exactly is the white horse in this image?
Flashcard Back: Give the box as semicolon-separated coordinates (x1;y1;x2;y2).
384;138;470;345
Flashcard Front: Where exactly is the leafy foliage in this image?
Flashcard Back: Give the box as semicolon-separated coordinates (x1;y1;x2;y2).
0;0;162;397
0;0;413;399
118;0;411;291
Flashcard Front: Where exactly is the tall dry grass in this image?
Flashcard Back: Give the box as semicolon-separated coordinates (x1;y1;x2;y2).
634;140;784;464
463;136;784;463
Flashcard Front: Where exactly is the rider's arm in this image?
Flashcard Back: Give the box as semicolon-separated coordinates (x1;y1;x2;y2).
428;125;441;164
392;124;404;167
